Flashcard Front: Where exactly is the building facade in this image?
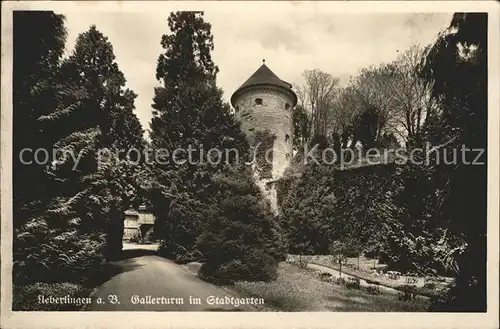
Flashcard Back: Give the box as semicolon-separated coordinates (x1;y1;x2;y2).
231;61;297;212
123;207;155;241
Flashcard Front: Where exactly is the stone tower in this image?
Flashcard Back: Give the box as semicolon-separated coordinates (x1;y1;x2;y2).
231;61;297;212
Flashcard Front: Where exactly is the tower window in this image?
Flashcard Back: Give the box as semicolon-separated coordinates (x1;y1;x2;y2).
235;105;240;112
286;153;290;160
255;98;263;105
285;103;290;111
285;134;290;143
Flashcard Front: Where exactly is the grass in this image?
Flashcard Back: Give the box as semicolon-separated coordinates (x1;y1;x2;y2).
232;262;430;312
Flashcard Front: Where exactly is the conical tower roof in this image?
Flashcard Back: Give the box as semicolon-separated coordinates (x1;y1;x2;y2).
231;62;297;107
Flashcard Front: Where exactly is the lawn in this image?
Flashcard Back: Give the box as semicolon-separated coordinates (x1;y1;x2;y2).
232;262;430;312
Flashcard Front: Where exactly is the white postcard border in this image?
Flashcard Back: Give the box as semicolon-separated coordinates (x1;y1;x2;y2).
1;2;498;329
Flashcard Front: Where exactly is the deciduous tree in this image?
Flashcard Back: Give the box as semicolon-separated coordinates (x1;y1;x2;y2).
295;69;339;140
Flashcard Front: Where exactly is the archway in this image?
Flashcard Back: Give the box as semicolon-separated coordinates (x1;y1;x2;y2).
138;224;155;243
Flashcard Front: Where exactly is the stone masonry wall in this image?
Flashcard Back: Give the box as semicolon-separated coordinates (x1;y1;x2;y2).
233;85;294;180
233;85;294;214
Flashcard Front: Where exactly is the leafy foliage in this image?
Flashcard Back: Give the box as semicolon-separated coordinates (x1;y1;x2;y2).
12;11;487;312
292;105;310;149
280;157;463;278
281;163;401;257
419;13;487;312
352;106;385;150
254;130;276;179
281;13;487;313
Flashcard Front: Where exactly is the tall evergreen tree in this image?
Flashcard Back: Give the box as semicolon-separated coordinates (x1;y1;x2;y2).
14;19;147;286
13;11;66;228
13;12;108;284
63;25;144;152
60;25;146;259
148;12;285;282
149;11;249;262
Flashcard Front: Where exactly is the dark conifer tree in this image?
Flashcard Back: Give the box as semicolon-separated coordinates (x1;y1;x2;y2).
14;18;147;285
149;12;285;281
13;12;108;283
60;25;146;259
149;11;249;262
196;165;286;284
421;13;487;312
13;11;66;228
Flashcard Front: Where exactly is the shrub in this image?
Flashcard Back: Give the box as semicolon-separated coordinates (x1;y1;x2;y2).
197;166;285;285
346;277;361;290
363;248;380;259
14;224;106;285
285;255;296;264
152;191;207;263
199;251;278;285
333;277;347;286
319;272;332;282
398;284;417;301
157;241;203;264
344;250;361;258
405;276;418;285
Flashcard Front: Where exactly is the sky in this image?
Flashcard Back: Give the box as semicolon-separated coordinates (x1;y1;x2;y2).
58;6;453;138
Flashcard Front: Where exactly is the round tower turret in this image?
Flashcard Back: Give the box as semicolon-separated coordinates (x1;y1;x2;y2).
231;61;297;180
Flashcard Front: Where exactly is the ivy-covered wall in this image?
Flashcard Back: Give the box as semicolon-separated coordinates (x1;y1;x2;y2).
278;162;401;255
278;160;457;276
253;130;277;180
